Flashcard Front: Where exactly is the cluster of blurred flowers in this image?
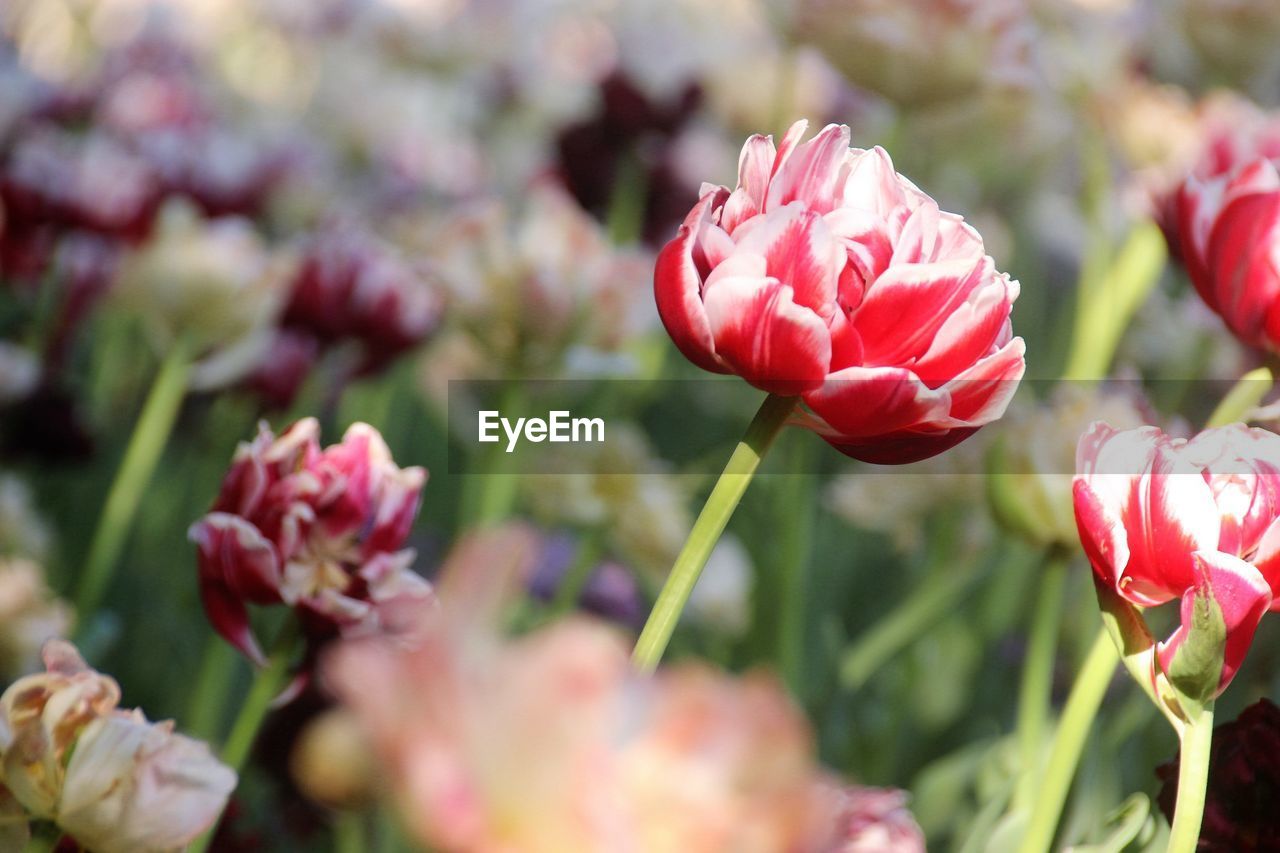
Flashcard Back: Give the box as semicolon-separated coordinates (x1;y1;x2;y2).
319;525;925;852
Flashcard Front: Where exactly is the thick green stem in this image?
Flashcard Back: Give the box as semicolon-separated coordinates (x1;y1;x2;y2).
1018;627;1117;853
631;394;796;673
1013;552;1069;810
1166;702;1214;853
75;341;190;619
189;629;297;853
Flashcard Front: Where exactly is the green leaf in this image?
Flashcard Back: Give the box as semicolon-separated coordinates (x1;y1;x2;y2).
1164;586;1226;706
1069;793;1159;853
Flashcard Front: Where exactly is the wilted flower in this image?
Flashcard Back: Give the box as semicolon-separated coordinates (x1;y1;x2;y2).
988;386;1147;548
0;558;72;681
1073;422;1280;697
655;120;1024;463
189;418;431;664
0;641;235;853
326;526;893;852
791;0;1036;108
1156;698;1280;852
114;199;293;388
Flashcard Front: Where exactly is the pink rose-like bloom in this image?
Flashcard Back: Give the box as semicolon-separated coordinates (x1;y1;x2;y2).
1163;99;1280;352
655;120;1024;463
189;418;430;664
1073;422;1279;696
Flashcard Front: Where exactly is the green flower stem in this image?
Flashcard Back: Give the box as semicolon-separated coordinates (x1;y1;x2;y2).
190;629;297;853
1205;366;1273;427
1018;626;1118;853
775;440;816;690
1166;701;1214;853
75;340;191;619
185;638;238;741
839;556;985;690
631;393;797;674
1013;551;1069;811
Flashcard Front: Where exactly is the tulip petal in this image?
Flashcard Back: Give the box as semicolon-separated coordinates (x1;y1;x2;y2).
801;365;951;439
702;272;831;394
1124;443;1222;606
912;274;1018;384
1206;189;1280;346
1156;551;1272;696
731;203;841;318
938;336;1025;423
765;123;850;214
653;199;725;376
853;257;989;366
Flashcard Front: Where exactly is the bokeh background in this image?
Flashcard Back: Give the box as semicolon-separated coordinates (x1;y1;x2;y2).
2;0;1280;850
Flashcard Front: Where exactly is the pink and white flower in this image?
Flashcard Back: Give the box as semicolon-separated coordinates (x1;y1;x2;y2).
655;120;1024;463
189;418;430;664
1073;422;1280;695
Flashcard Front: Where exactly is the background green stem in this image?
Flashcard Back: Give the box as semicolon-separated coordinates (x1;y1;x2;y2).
631;393;796;673
190;628;296;853
185;639;238;740
839;556;985;690
1018;627;1117;853
1013;551;1069;810
75;341;190;620
1166;702;1214;853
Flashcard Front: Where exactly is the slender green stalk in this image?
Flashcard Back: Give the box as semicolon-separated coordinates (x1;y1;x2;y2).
1018;627;1118;853
185;639;238;740
839;557;985;690
75;341;191;619
606;153;647;245
1206;366;1272;427
1013;552;1069;810
632;394;797;673
189;630;297;853
1166;702;1214;853
775;439;816;689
